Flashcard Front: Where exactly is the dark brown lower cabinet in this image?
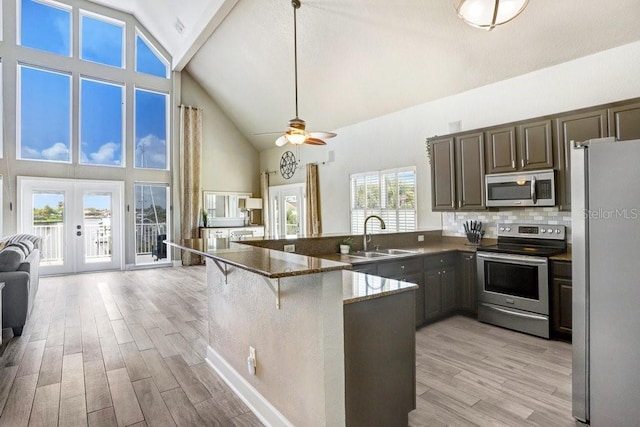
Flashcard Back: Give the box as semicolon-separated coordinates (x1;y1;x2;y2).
459;252;477;314
551;261;572;340
424;254;458;321
344;291;416;427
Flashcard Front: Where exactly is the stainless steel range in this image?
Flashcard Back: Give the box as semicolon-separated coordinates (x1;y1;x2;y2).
476;223;567;338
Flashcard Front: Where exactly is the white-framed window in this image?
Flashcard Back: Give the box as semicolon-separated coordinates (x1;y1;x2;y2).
18;64;72;162
350;167;417;234
134;88;169;170
19;0;72;56
80;77;125;167
80;10;125;68
135;29;169;78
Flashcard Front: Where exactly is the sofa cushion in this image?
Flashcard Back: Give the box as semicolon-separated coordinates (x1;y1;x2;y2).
0;247;26;272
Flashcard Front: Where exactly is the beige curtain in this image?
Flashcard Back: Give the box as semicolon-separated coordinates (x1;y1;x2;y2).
179;105;202;266
261;171;270;236
305;163;322;236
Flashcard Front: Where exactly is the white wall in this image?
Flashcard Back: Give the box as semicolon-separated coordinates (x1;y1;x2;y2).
181;71;260;196
260;40;640;234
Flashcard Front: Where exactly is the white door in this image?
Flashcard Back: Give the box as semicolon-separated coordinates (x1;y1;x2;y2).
269;184;305;238
18;177;124;275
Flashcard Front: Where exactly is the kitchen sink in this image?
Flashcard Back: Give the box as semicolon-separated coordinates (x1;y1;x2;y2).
350;251;390;258
375;248;418;255
349;248;418;259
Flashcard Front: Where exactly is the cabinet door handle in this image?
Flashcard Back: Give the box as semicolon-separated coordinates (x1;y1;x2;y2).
511;160;515;169
458;200;462;209
401;265;405;270
521;158;525;168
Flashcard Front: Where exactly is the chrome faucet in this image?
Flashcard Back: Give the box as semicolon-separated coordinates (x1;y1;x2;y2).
363;215;386;252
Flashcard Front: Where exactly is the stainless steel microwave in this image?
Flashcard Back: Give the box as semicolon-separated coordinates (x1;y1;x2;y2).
485;169;556;207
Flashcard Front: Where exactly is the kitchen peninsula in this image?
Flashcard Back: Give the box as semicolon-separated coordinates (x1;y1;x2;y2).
166;239;418;427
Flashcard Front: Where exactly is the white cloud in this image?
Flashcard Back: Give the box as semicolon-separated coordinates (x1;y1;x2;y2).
136;134;166;168
42;142;70;161
89;142;120;165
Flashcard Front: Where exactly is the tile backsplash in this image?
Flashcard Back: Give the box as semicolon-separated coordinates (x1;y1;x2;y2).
442;207;572;241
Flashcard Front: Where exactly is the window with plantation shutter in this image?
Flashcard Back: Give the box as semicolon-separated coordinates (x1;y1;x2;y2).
350;167;417;234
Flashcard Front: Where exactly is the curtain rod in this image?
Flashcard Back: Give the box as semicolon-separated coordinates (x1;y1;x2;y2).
177;104;202;110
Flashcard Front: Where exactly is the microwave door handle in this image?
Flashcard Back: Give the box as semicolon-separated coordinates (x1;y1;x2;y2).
531;176;537;204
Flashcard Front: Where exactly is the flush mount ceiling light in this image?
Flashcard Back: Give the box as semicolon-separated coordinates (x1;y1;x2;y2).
263;0;336;147
455;0;529;31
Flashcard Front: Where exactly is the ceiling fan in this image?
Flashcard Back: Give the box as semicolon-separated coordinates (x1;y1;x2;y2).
262;0;337;147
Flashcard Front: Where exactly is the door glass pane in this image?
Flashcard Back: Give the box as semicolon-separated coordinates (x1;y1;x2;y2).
19;66;71;162
20;0;71;56
135;89;168;169
284;195;299;237
83;193;112;263
32;192;64;266
80;78;124;166
135;184;169;264
81;13;124;67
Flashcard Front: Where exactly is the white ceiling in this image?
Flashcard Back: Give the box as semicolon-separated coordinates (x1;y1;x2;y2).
91;0;640;152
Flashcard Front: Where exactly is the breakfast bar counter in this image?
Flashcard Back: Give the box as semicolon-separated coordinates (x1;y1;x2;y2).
167;238;418;427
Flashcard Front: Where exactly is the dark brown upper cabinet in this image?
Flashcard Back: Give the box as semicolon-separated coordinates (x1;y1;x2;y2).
455;132;485;210
556;110;607;211
608;102;640;141
430;137;456;211
518;119;554;171
485;121;553;174
485;126;517;174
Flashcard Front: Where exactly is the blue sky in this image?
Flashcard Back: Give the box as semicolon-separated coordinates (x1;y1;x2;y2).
20;0;168;169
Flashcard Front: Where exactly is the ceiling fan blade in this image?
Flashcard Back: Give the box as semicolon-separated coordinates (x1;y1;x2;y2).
305;137;327;146
275;135;288;146
308;131;336;139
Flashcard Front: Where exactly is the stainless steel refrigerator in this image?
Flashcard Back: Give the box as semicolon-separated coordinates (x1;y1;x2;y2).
572;137;640;425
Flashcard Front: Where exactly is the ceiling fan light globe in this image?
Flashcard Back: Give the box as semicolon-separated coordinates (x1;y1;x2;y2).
285;129;308;145
456;0;528;30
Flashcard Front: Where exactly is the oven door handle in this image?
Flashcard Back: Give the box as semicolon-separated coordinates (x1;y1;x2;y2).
476;251;548;265
481;303;548;321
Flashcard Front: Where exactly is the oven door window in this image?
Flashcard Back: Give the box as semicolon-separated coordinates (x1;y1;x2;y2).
484;261;539;300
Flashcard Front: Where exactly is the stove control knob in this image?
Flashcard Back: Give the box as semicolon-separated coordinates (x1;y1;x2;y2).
505;227;511;232
555;229;561;234
499;227;505;232
547;228;553;233
541;229;546;233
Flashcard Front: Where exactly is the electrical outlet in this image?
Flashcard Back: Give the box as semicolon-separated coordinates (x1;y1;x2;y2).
283;244;295;252
417;235;424;242
247;346;256;375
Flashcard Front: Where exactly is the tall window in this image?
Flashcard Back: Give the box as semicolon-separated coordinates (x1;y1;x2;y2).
135;88;168;169
134;183;170;264
350;167;417;234
19;65;72;162
80;78;124;166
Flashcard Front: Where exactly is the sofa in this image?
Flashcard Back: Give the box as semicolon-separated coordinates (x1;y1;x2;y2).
0;234;41;336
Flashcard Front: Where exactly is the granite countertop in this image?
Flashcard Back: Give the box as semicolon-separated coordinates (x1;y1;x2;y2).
165;239;350;279
342;271;418;305
550;248;572;262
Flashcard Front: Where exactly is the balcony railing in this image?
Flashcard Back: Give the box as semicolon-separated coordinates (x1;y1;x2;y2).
32;222;167;264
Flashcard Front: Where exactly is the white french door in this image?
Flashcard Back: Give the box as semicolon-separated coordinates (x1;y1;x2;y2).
18;177;124;275
269;184;305;238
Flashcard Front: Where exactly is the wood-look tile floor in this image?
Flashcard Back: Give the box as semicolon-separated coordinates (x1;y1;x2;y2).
0;265;573;426
410;316;573;426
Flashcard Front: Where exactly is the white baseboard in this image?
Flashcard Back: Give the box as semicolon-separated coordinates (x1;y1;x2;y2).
206;346;293;427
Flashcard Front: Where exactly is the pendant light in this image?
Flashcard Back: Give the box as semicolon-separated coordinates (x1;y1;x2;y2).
455;0;529;31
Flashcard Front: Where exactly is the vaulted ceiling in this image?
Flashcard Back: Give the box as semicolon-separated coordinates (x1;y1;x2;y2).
90;0;640;152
